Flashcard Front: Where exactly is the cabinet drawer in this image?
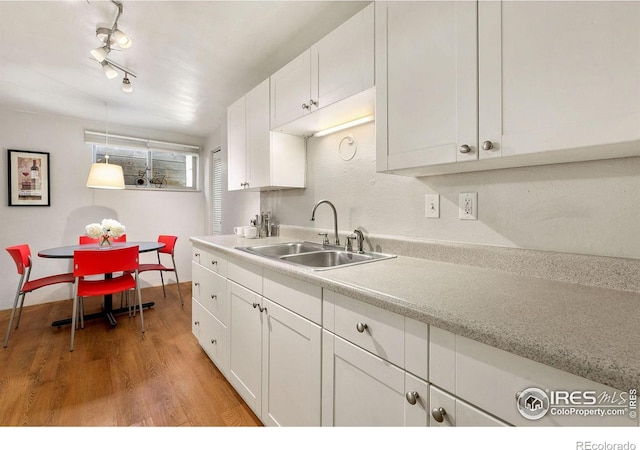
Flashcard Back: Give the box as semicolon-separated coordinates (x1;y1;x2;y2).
263;269;322;324
227;257;262;294
192;246;227;277
192;262;228;324
329;291;404;368
193;298;228;376
455;334;636;427
430;385;509;427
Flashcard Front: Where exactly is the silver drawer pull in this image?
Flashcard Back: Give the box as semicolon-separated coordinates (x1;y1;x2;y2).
211;294;217;300
252;302;259;309
432;407;447;423
194;321;200;325
194;282;200;286
356;322;368;333
194;252;200;257
211;339;217;344
211;260;217;265
406;391;420;405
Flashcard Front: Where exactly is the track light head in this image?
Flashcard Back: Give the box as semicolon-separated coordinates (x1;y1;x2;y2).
112;29;132;48
101;61;118;79
90;45;110;63
121;75;133;93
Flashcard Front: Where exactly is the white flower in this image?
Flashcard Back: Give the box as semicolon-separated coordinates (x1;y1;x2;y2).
85;223;104;239
101;218;125;238
85;219;125;239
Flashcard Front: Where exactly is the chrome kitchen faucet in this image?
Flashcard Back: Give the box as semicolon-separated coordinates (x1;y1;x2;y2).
310;199;340;246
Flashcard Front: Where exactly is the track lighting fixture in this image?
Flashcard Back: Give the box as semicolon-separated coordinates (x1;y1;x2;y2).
90;1;137;92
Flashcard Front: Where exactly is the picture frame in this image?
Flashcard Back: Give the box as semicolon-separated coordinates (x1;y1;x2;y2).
7;149;50;206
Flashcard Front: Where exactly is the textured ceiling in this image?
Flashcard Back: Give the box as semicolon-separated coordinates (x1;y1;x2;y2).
0;0;369;138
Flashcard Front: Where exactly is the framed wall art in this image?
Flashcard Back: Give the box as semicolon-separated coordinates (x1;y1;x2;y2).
7;149;50;206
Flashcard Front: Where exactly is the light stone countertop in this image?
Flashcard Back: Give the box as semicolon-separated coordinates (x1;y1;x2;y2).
190;235;640;392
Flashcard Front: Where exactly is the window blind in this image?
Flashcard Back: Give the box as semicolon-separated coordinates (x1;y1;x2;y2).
84;130;200;154
212;152;222;235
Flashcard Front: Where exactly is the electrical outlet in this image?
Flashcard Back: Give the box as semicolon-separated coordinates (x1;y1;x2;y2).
425;194;440;218
459;192;478;220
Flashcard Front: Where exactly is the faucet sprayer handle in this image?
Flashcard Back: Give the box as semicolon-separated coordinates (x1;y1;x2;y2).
345;234;357;252
318;232;330;245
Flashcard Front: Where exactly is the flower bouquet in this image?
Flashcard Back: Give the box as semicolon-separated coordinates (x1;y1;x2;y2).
85;218;126;247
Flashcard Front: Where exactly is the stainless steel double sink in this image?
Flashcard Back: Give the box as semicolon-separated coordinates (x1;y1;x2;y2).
236;241;395;270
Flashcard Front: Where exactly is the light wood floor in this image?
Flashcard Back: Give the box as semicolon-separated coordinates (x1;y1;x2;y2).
0;283;262;426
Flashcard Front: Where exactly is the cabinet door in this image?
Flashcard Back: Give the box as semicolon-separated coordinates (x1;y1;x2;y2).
376;1;478;172
311;3;374;112
228;280;263;416
322;332;406;426
227;94;247;191
270;50;311;130
261;300;322;426
479;1;640;160
245;78;271;189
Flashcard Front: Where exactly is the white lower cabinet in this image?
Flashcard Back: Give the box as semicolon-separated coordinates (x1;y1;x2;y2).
261;299;322;426
322;332;429;426
228;280;264;413
193;244;635;428
225;258;323;426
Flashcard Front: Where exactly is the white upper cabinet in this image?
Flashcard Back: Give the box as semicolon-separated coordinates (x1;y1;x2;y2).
376;1;478;173
270;3;375;136
227;78;306;192
377;0;640;176
479;0;640;161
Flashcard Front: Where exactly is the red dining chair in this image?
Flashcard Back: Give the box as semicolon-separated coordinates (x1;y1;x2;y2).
79;234;127;244
137;235;183;306
4;244;75;348
70;245;143;352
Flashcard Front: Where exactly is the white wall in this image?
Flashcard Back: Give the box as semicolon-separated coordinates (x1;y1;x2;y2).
262;121;640;260
0;109;207;310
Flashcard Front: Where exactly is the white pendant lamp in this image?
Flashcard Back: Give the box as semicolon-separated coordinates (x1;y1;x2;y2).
86;155;125;189
101;60;119;79
87;104;125;190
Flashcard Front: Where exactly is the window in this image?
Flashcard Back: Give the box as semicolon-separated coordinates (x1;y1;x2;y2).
85;131;200;190
211;149;222;235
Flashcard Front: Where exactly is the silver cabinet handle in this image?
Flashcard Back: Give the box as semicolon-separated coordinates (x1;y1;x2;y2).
302;103;310;110
356;322;368;333
252;302;259;309
211;339;217;344
211;294;217;300
194;321;200;325
309;99;318;107
459;144;471;154
406;391;420;405
194;253;200;257
194;282;200;286
482;140;494;151
432;407;447;423
211;260;217;266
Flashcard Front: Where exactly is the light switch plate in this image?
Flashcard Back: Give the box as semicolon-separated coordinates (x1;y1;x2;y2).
425;194;440;218
459;192;478;220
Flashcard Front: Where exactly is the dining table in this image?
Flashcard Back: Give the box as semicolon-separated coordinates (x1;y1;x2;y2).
38;241;165;328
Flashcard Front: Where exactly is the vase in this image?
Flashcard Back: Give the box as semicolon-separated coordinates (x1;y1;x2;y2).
99;235;111;247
